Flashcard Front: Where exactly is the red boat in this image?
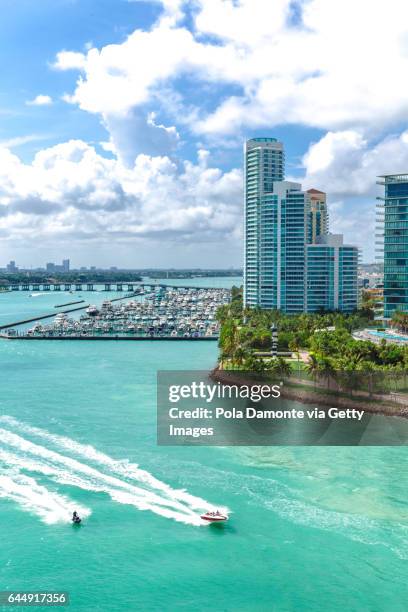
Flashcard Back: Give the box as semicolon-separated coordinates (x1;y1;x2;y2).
200;510;228;523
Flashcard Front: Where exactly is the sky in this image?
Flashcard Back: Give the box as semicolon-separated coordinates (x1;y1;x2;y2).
1;0;408;268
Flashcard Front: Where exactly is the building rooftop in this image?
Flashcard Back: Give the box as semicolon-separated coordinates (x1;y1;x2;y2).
248;137;278;143
377;174;408;182
307;188;326;195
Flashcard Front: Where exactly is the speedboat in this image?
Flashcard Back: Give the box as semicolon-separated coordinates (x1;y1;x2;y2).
200;510;228;523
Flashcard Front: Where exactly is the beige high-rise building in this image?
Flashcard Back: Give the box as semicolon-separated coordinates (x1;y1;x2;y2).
306;189;328;244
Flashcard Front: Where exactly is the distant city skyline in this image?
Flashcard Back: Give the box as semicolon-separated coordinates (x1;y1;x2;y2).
1;258;242;272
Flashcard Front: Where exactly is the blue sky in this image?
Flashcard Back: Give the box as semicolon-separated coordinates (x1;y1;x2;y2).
0;0;156;159
1;0;407;268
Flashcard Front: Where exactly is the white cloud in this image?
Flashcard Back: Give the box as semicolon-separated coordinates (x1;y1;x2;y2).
8;0;408;262
26;95;53;106
328;199;374;258
0;134;50;149
0;140;242;249
302;130;408;197
295;128;408;260
52;50;86;71
53;0;408;138
104;109;180;164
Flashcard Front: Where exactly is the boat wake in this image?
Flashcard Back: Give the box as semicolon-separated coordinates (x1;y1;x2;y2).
0;416;226;526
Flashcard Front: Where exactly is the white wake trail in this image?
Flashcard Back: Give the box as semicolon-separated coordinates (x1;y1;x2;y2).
0;468;91;524
0;428;205;525
1;416;227;515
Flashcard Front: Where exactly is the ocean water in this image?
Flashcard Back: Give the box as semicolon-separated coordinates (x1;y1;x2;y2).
0;278;407;611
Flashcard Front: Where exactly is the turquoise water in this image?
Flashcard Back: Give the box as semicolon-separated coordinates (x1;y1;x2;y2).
0;279;407;611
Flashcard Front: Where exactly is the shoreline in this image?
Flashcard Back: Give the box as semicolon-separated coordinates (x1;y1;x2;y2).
210;367;408;419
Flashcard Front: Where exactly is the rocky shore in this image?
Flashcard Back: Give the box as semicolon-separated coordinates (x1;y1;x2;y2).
210;367;408;419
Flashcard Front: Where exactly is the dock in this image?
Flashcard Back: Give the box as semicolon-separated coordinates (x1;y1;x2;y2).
54;300;85;308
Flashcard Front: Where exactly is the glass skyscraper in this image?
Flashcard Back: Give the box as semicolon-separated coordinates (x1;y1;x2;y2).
244;137;358;314
244;138;285;308
378;174;408;318
306;235;358;313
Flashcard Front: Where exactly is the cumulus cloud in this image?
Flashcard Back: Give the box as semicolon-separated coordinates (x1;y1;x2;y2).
0;140;242;248
52;50;86;71
104;109;180;164
294;129;408;259
302;130;408;197
26;95;53;106
5;0;408;262
54;0;408;137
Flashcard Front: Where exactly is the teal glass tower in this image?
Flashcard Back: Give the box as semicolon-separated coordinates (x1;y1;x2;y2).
244;137;358;314
244;138;308;312
244;138;285;309
378;174;408;318
306;235;358;313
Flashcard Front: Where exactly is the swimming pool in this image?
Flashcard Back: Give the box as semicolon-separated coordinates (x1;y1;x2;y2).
364;329;408;343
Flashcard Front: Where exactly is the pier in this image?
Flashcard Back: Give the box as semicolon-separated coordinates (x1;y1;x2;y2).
54;300;85;308
0;282;225;292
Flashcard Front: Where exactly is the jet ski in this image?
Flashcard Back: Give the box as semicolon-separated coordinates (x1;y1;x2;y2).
72;511;81;524
200;510;228;523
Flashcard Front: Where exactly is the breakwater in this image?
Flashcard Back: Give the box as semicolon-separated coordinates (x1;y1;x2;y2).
0;305;90;330
54;300;85;308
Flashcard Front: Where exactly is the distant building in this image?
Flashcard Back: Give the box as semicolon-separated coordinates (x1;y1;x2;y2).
306;189;328;243
6;260;18;273
377;174;408;318
46;262;56;272
306;235;359;313
62;259;70;272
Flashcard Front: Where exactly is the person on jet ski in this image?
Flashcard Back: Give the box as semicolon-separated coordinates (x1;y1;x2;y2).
72;511;81;523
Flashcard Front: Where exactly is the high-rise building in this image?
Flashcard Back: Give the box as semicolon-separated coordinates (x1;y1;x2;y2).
306;189;328;243
306;235;358;313
6;260;17;273
244;137;358;314
244;176;308;312
244;137;285;309
377;174;408;318
62;259;70;272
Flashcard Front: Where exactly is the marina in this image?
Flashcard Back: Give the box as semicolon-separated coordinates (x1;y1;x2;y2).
2;286;230;340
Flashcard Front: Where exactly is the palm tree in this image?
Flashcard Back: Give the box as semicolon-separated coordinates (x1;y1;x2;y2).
288;338;301;374
244;354;267;375
305;354;320;388
318;356;336;390
271;356;292;380
233;346;249;368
